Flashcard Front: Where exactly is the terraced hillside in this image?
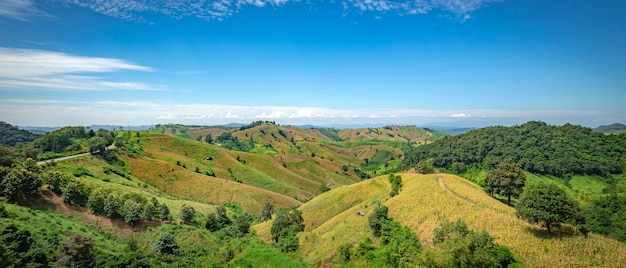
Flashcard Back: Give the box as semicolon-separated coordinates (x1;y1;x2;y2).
253;173;626;267
133;123;442;214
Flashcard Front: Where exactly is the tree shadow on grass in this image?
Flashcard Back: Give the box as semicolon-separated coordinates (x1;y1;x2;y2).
525;224;580;240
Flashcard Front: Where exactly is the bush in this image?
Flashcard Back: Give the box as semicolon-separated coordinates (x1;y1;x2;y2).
56;234;95;268
180;204;196;224
368;206;389;237
154;233;179;255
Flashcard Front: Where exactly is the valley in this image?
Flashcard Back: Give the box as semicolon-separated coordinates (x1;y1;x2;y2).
1;120;625;267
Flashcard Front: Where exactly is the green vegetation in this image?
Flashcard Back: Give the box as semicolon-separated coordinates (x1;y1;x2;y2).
486;161;526;205
0;121;39;147
516;183;579;233
388;173;402;197
404;121;626;177
271;207;304;253
432;218;515;267
582;194;626;241
3;121;626;267
594;123;626;134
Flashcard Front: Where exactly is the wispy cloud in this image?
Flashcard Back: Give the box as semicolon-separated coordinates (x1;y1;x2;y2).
61;0;499;22
0;0;51;21
2;99;615;127
0;47;163;91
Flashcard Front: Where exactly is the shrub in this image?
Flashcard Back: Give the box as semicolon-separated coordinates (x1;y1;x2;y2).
154;233;179;255
368;206;389;237
180;204;196;224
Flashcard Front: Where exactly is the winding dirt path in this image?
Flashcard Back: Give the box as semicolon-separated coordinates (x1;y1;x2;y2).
437;176;476;205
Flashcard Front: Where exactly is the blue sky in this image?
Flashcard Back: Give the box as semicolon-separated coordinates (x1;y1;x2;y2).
0;0;624;127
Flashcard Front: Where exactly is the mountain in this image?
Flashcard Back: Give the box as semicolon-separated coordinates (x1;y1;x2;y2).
252;173;626;267
0;121;40;146
594;123;626;134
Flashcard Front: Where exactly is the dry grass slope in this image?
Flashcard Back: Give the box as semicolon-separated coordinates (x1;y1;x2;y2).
254;173;626;267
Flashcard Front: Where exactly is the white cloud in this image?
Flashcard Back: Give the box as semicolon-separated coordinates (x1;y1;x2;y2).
0;99;620;127
0;0;51;21
60;0;499;22
0;47;162;91
158;113;177;120
451;113;471;118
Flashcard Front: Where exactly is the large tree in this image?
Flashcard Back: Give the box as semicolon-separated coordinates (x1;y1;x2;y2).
516;183;578;233
486;161;526;205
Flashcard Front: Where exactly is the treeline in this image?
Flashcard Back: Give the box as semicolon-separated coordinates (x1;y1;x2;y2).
402;121;626;177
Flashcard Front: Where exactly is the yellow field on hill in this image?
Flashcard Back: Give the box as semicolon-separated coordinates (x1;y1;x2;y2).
126;156;302;215
253;173;626;267
338;125;430;142
45;155;217;219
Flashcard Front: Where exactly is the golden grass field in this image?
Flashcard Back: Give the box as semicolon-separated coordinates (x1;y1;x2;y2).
253;173;626;267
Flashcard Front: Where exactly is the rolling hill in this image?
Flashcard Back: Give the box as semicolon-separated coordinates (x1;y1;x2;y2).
594;123;626;134
253;173;626;267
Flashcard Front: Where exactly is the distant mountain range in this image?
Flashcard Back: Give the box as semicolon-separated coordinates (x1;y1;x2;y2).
20;125;155;134
593;123;626;134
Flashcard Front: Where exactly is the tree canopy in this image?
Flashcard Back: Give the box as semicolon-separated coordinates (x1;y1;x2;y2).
516;183;579;233
486;161;526;205
403;121;626;177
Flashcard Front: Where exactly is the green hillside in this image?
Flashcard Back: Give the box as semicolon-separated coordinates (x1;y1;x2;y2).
403;121;626;177
402;121;626;243
0;121;40;146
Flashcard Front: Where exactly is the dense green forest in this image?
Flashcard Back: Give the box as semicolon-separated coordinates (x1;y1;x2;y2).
403;121;626;177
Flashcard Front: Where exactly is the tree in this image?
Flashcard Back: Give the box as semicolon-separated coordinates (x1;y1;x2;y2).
154;233;179;255
180;204;196;224
62;180;91;206
87;136;108;155
486;161;526;205
44;171;69;195
416;159;435;174
104;193;122;219
259;200;274;222
235;213;253;236
271;208;305;249
205;213;220;232
87;188;110;215
159;203;171;221
516;183;579;233
379;220;421;268
56;234;95;268
141;202;156;221
122;199;142;225
433;218;512;267
368;205;389;237
388;174;402;197
1;163;41;202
